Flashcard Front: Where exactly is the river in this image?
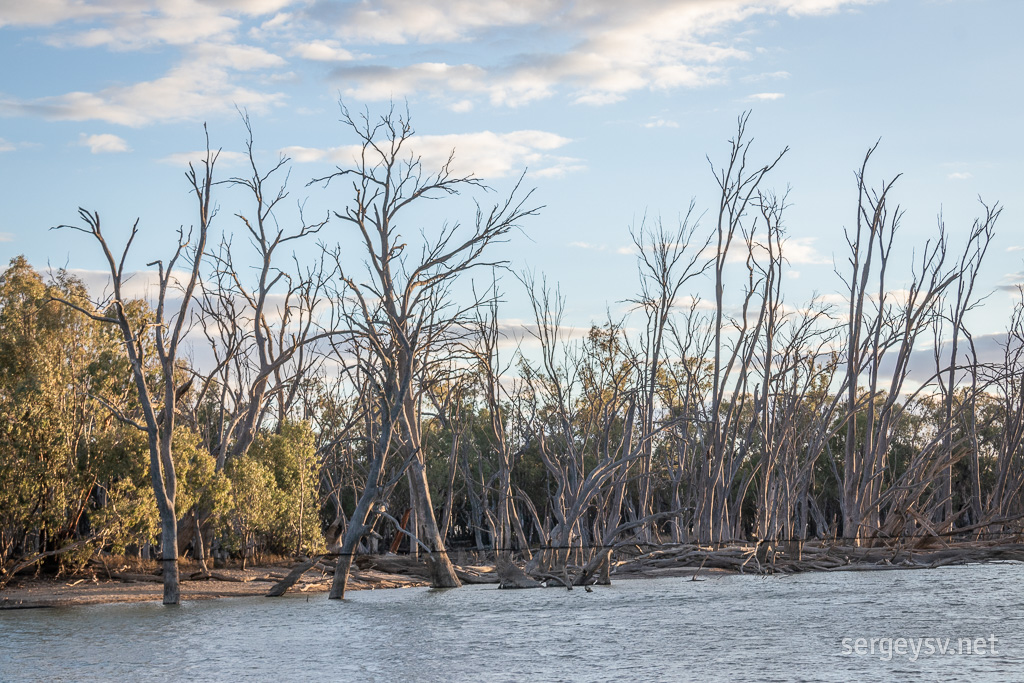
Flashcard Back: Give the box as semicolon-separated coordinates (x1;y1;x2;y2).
2;562;1022;681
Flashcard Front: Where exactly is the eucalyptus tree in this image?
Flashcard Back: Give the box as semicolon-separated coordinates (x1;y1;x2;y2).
696;113;787;543
627;206;711;543
0;259;109;583
52;140;218;604
319;104;539;597
196;115;333;470
838;144;963;545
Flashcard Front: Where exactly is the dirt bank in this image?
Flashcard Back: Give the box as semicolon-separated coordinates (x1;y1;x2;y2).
4;540;1022;609
0;560;427;610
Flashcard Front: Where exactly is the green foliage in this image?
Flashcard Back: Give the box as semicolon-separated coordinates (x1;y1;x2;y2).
0;257;105;565
223;421;324;558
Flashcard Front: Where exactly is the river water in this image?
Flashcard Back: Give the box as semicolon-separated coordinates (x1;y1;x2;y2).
2;562;1022;681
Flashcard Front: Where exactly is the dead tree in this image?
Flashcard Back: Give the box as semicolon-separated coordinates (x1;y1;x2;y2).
199;114;332;467
319;103;538;597
517;277;645;582
627;205;712;543
53;137;218;604
464;289;534;561
696;112;787;543
984;289;1024;525
931;203;997;526
838;144;961;545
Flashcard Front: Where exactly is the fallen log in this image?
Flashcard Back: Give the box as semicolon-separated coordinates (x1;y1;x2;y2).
496;558;542;589
267;555;324;597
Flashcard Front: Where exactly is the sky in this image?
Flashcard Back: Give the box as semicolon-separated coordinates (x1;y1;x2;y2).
1;0;1022;356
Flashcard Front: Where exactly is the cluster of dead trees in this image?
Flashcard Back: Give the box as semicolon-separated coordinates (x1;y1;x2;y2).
6;106;1023;605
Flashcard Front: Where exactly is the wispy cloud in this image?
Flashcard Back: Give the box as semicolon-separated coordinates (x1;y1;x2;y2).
644;117;680;128
0;0;877;125
291;39;357;62
0;138;14;152
283;129;582;179
319;0;875;108
78;133;130;153
568;242;635;255
947;171;972;180
745;92;785;101
1;44;286;126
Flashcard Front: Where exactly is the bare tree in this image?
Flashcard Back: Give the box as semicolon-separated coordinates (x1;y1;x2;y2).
197;114;332;469
695;112;787;542
931;202;998;526
319;104;539;597
627;205;712;542
53;137;218;604
838;144;962;545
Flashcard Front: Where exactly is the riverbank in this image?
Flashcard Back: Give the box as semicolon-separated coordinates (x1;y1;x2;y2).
0;559;428;610
4;539;1023;609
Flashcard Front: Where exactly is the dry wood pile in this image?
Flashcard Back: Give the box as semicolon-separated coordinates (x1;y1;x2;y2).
615;539;1024;575
255;537;1024;597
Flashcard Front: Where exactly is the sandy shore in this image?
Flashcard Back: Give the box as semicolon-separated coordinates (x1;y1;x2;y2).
0;564;428;610
6;541;1019;609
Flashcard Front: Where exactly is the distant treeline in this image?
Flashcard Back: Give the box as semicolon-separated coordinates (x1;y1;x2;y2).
1;109;1021;602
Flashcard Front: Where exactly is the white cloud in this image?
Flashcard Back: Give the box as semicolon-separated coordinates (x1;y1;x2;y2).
334;62;492;102
1007;246;1024;253
0;0;106;28
698;235;830;265
0;232;13;242
0;0;879;131
947;171;972;180
291;40;356;62
284;129;580;179
78;133;130;153
746;92;785;101
0;138;14;152
644;117;680;128
308;0;556;45
566;242;635;254
323;0;874;108
59;267;179;301
20;0;295;48
780;236;830;265
741;69;791;82
1;47;285;126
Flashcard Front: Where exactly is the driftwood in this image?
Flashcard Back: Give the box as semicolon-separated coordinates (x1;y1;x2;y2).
496;557;543;589
617;540;1024;576
266;555;323;597
455;565;499;585
0;536;101;590
110;572;163;583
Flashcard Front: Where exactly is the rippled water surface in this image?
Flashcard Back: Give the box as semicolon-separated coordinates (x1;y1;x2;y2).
2;563;1023;681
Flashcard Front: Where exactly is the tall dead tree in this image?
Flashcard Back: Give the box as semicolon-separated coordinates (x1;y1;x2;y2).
696;112;787;543
320;104;538;598
53;139;218;604
198;114;332;469
627;205;711;543
839;144;961;544
932;203;997;526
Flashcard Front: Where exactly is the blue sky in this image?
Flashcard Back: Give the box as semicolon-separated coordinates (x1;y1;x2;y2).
1;0;1021;341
